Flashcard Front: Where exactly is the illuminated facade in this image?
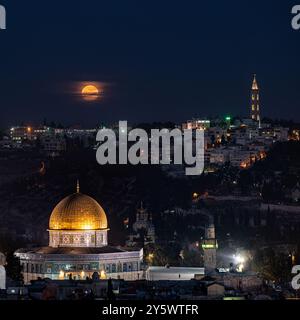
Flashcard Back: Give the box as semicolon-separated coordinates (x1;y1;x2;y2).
127;203;156;246
15;183;143;284
202;224;218;271
250;74;261;127
182;119;211;130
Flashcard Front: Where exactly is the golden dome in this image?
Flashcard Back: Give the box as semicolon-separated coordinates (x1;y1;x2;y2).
49;192;108;231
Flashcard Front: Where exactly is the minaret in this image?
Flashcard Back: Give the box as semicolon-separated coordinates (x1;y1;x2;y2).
250;74;261;127
202;224;218;271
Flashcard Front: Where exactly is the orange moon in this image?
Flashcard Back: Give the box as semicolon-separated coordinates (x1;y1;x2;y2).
81;85;100;101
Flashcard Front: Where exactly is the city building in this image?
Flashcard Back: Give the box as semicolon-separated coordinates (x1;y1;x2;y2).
209;148;230;165
182;119;211;130
146;266;205;281
10;126;33;143
0;252;6;290
10;126;50;143
126;204;156;246
41;134;67;157
207;270;263;291
15;182;143;284
127;203;156;246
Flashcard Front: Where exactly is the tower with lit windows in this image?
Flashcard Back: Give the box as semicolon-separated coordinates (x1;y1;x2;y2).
202;224;218;271
250;74;261;127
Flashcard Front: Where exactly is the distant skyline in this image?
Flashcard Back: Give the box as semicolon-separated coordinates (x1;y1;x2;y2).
1;0;300;127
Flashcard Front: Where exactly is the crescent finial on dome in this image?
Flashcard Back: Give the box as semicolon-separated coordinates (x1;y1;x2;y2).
76;180;80;193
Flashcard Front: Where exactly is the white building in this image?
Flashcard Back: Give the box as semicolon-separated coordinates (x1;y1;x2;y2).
0;252;6;290
209;148;230;165
0;266;6;290
41;135;67;157
182;119;210;130
146;266;205;281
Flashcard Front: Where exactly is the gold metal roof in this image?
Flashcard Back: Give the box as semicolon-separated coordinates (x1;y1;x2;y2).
49;192;108;231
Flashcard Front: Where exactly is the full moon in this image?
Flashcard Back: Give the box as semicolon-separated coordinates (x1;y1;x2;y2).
81;85;100;101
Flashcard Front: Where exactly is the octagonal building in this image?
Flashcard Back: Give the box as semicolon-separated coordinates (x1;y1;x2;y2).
15;183;143;284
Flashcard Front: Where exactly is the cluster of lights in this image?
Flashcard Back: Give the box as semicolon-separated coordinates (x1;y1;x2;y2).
58;269;94;280
100;270;107;279
233;254;246;272
240;151;266;169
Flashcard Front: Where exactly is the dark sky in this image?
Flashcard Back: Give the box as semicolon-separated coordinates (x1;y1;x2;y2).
1;0;300;127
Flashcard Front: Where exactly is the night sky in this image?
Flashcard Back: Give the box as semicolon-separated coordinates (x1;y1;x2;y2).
1;0;300;127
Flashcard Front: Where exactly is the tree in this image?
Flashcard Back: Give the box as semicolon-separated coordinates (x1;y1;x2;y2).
252;248;292;284
144;243;181;266
181;247;204;267
221;134;227;145
107;278;116;300
6;253;23;283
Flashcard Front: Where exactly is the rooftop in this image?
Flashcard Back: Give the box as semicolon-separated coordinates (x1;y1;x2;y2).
15;246;141;255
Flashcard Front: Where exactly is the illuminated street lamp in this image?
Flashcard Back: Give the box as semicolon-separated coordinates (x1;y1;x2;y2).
192;192;199;200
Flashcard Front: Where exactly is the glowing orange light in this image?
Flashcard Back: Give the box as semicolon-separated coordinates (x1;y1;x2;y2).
82;224;93;230
240;162;248;169
59;270;65;279
100;270;107;279
82;85;100;101
82;85;99;95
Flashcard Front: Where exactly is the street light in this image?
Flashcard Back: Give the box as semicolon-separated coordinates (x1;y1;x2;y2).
234;255;245;264
233;254;246;272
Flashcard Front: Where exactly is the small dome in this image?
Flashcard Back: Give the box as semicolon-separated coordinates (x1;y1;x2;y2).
49;192;108;231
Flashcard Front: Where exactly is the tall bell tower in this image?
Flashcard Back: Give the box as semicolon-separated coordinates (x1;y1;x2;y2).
250;74;261;128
